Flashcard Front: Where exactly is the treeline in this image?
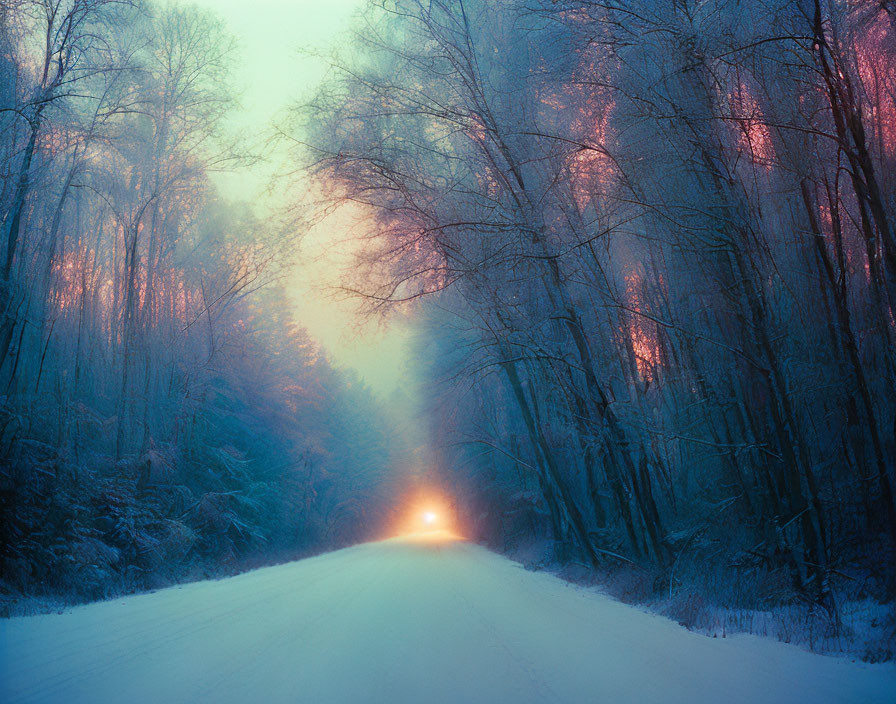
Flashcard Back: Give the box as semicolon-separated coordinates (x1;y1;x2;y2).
0;0;394;609
305;0;896;608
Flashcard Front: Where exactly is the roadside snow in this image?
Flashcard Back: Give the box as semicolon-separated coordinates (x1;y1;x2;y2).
2;532;894;703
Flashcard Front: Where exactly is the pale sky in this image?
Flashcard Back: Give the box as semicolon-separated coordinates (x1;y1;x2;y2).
179;0;413;394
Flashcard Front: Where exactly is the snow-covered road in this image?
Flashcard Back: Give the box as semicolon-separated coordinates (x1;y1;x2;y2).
2;532;894;703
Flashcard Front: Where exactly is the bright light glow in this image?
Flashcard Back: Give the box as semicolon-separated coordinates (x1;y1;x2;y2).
386;489;463;539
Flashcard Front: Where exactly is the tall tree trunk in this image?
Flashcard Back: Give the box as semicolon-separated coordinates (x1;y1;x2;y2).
500;352;601;567
801;179;896;544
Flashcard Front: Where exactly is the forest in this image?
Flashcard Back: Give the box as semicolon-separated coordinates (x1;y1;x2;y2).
2;0;895;661
302;0;896;653
0;0;399;609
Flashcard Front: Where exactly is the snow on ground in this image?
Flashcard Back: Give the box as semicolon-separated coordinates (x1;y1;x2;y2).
1;531;894;704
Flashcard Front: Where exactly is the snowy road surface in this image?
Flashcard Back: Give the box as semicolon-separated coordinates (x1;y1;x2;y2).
2;532;894;704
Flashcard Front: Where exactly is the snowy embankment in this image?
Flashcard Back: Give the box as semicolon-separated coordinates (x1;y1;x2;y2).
1;532;893;704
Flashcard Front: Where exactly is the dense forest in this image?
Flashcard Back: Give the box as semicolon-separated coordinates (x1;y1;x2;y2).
3;0;895;660
301;0;896;651
0;0;398;610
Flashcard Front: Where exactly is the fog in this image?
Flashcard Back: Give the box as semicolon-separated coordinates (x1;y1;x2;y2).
2;0;894;662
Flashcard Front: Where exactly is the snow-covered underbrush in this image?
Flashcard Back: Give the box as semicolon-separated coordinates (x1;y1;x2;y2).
508;538;896;662
656;592;895;662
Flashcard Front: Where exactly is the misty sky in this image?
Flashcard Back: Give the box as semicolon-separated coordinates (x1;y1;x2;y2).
178;0;413;395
